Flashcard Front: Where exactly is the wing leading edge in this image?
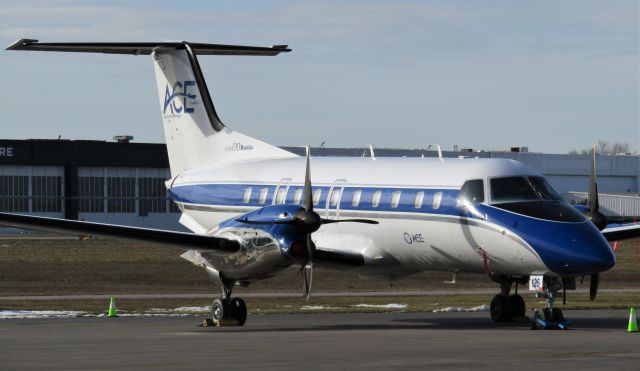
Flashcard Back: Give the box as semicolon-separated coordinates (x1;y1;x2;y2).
602;223;640;242
0;212;240;253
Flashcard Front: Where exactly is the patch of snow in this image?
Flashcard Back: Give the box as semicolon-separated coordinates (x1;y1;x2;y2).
300;305;337;310
0;310;90;319
432;304;489;313
352;304;407;309
148;306;210;313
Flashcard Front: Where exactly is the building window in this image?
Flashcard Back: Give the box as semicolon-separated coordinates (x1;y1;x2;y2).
372;190;382;208
242;187;252;203
139;178;166;216
414;191;424;208
168;197;181;213
432;192;443;210
352;190;362;207
107;177;135;213
258;188;268;204
390;191;401;208
79;177;104;212
292;188;303;205
31;176;62;212
329;188;342;207
313;189;322;206
0;176;28;212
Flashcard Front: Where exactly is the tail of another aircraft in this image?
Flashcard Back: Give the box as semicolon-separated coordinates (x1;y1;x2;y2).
6;39;296;176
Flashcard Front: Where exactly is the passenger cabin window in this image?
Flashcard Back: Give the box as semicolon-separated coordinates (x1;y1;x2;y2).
329;189;342;207
292;189;303;205
242;187;252;203
372;190;382;208
275;187;287;204
258;188;268;204
313;189;322;206
352;190;362;207
414;191;424;208
457;179;485;207
390;191;401;208
432;192;442;209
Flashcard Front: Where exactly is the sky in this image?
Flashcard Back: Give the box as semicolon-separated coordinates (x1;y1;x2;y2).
0;0;638;154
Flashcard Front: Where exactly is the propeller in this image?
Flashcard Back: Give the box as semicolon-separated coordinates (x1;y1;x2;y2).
237;146;378;300
589;273;599;301
584;146;608;231
584;146;605;300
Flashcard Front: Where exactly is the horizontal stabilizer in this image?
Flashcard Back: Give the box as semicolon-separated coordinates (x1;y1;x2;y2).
0;212;239;253
6;39;291;56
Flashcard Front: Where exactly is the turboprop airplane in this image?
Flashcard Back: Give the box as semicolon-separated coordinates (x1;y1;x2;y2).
3;39;640;328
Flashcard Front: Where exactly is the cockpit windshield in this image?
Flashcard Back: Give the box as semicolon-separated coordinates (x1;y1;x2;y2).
490;176;563;204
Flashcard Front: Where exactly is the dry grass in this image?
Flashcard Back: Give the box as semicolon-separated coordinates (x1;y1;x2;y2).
0;236;638;313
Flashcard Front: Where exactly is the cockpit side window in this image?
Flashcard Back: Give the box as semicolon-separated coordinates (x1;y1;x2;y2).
458;179;485;205
490;176;563;203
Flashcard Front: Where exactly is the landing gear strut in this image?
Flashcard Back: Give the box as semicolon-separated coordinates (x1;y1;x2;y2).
489;275;527;322
212;283;247;326
530;277;570;330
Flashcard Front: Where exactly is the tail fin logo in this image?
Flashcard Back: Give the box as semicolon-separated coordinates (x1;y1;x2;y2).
163;80;197;115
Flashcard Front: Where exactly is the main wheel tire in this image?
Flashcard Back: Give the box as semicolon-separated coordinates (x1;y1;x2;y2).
229;297;247;326
490;295;509;322
212;298;228;322
508;294;526;318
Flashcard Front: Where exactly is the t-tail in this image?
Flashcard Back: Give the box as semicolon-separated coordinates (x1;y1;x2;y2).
6;39;297;176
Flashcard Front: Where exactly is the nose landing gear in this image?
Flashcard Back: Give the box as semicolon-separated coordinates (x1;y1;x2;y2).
530;277;571;330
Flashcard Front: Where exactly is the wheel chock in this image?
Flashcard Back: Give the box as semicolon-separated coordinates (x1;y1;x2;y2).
200;318;215;327
216;318;240;327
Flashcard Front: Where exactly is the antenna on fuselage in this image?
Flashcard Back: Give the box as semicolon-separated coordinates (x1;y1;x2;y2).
368;144;376;160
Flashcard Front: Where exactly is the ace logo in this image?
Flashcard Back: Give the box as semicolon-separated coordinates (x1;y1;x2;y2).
163;80;197;115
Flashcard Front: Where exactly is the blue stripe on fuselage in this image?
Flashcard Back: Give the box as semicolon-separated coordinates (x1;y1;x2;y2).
168;183;462;216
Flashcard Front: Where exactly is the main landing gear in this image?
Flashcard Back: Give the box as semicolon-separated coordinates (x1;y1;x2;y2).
529;277;570;330
489;275;527;322
211;284;248;326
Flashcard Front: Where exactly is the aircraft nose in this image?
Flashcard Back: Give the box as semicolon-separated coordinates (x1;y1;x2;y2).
554;223;616;275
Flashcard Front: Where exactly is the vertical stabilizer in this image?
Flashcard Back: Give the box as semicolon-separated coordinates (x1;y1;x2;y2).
152;47;296;176
4;39;296;177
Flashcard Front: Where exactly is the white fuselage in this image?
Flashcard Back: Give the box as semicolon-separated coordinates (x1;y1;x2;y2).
169;156;551;279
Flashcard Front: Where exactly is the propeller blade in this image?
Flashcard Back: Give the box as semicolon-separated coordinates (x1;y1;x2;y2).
584;146;608;230
587;146;599;213
303;263;312;300
302;146;313;212
303;234;313;300
321;218;379;225
589;273;599;301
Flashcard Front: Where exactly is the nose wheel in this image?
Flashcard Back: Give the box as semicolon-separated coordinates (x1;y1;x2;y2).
529;277;570;330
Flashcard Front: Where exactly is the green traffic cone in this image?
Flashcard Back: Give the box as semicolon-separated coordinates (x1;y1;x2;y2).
628;307;638;332
108;296;118;317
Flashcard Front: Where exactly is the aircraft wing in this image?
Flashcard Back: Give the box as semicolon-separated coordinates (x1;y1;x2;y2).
0;212;240;253
314;248;365;268
602;223;640;242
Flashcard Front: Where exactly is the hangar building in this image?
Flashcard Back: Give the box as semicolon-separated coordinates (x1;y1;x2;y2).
0;139;638;231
